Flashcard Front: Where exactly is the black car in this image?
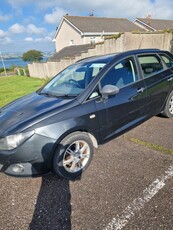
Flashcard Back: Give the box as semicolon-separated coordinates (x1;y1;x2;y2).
0;49;173;179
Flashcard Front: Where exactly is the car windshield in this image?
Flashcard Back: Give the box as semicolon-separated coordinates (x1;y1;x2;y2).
40;62;107;97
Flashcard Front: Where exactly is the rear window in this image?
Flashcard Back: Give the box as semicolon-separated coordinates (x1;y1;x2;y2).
160;54;173;68
138;55;164;78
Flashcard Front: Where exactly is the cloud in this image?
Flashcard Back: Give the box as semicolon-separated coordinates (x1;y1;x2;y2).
8;23;47;35
0;29;6;38
0;30;12;45
44;8;67;24
53;0;173;19
7;0;63;9
0;36;12;45
150;0;173;19
24;35;53;43
6;0;173;20
27;24;47;35
6;0;30;8
0;13;11;22
25;37;34;42
9;23;25;33
35;36;52;42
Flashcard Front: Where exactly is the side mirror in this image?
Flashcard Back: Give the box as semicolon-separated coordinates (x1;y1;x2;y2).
100;85;119;99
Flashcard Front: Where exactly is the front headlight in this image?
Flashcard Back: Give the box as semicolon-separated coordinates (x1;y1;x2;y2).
0;130;34;150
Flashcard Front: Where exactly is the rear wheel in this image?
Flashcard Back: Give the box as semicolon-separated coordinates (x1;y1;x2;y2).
53;132;94;180
161;91;173;118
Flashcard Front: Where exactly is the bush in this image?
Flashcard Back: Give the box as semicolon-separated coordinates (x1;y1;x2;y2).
0;68;4;73
25;68;30;77
19;68;24;76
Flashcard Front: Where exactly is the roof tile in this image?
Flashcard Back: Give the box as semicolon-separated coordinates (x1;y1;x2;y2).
64;15;142;33
136;18;173;30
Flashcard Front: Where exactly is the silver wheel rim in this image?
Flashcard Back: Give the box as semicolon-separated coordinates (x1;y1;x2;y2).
63;140;90;173
169;95;173;114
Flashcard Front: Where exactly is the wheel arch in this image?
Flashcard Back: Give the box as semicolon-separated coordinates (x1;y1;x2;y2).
50;129;98;167
55;129;98;149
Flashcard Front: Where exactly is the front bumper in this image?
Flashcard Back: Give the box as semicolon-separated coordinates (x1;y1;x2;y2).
0;133;56;177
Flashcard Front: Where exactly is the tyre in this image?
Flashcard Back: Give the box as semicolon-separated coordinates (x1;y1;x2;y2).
161;91;173;118
53;132;94;180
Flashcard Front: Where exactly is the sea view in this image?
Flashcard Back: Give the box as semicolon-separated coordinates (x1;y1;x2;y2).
0;58;27;68
0;57;48;69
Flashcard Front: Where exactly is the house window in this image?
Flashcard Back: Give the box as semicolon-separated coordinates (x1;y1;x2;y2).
70;40;74;45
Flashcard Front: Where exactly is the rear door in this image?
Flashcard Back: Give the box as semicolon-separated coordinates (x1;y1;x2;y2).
137;53;173;116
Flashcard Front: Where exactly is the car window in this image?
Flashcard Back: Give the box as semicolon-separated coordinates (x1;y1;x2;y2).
160;54;173;68
88;85;100;100
41;62;106;97
138;55;164;78
100;57;138;89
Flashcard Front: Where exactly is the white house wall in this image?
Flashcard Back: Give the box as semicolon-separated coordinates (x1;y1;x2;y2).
55;20;84;51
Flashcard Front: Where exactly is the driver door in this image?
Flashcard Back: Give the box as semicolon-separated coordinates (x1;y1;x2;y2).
95;56;147;143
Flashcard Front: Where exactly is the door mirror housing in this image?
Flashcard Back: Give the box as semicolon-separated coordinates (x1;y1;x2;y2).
100;85;119;99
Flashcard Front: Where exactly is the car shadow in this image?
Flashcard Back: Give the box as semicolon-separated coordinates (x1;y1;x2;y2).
29;143;73;230
29;174;72;230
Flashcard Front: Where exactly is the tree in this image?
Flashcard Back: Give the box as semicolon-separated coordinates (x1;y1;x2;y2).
22;50;43;63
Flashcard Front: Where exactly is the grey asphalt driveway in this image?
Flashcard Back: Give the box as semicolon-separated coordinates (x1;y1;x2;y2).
0;116;173;230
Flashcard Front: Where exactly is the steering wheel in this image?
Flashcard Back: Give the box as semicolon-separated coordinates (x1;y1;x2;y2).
69;79;81;88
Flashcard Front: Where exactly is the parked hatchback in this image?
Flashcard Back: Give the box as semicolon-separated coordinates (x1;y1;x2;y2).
0;49;173;179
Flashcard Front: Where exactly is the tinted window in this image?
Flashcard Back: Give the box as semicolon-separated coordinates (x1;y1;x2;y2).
41;62;106;97
101;57;138;88
88;86;100;100
138;55;164;78
160;54;173;68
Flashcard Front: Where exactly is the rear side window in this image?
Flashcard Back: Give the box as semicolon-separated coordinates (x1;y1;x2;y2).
160;54;173;68
138;55;164;78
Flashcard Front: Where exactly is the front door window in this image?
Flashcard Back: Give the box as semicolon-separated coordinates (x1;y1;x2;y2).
100;57;138;89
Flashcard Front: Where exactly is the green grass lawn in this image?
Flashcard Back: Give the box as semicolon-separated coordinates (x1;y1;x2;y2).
0;75;43;108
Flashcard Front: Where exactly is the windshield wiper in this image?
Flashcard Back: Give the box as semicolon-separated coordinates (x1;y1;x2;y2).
39;92;76;98
57;94;76;98
39;92;58;98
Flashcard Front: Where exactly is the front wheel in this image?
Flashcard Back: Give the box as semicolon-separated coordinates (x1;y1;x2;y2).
161;91;173;118
53;132;94;180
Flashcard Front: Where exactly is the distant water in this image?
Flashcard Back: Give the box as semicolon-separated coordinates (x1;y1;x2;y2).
0;57;48;69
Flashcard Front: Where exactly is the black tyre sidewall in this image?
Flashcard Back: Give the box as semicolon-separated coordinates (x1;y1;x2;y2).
162;91;173;118
53;132;94;180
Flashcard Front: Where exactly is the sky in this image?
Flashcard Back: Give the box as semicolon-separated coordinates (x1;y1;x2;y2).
0;0;173;54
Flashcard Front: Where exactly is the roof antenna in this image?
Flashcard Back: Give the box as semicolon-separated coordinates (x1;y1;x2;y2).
89;10;94;17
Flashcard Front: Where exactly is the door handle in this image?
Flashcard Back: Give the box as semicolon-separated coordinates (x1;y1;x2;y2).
168;77;173;82
137;87;145;93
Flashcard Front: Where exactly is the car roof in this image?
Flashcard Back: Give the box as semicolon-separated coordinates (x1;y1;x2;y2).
76;53;116;64
76;48;166;64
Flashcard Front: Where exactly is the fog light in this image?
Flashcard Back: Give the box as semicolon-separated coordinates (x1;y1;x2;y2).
12;164;24;173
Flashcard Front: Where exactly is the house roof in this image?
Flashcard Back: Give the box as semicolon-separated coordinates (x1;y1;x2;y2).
64;15;142;33
48;44;95;62
135;18;173;31
54;15;143;39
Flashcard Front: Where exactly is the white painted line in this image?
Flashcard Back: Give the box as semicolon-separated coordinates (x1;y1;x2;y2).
104;164;173;230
